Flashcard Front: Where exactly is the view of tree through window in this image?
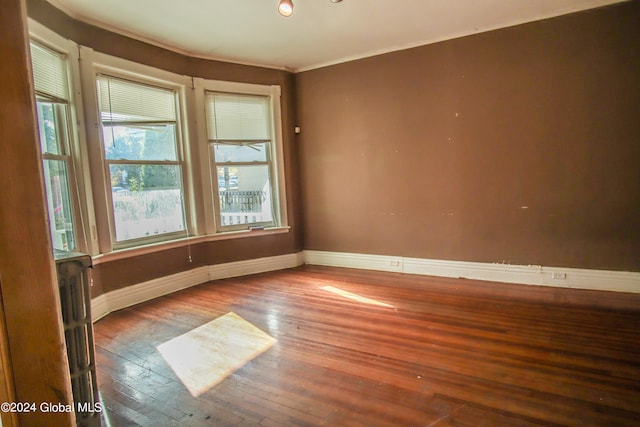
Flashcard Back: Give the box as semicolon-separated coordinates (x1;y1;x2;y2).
36;102;76;251
30;40;77;252
97;76;186;243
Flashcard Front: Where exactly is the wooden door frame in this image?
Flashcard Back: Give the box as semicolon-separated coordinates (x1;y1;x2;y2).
0;0;75;425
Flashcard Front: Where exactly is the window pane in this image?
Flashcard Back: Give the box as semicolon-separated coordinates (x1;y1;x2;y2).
36;102;67;155
43;160;75;251
217;165;273;227
109;164;185;241
104;124;178;161
213;142;268;163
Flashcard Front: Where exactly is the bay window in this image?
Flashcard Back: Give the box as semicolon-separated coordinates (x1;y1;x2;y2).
28;36;290;258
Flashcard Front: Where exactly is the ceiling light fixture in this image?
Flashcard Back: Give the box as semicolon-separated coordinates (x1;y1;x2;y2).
278;0;293;17
278;0;342;17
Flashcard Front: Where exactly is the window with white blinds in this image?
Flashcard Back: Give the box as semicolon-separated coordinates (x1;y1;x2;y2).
30;40;78;252
96;75;186;245
204;91;279;231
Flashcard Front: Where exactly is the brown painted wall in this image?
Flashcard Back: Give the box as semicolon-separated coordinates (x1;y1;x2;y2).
27;0;303;294
296;2;640;272
94;235;300;293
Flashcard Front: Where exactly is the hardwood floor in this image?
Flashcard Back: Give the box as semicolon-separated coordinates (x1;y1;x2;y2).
93;266;640;426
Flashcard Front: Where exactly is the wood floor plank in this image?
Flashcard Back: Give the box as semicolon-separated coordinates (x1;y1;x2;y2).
94;266;640;426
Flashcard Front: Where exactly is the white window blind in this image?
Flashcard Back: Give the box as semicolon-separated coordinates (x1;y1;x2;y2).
97;75;177;123
30;41;69;102
205;93;270;141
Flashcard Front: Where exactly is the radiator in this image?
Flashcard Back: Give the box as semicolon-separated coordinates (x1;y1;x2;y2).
55;250;101;427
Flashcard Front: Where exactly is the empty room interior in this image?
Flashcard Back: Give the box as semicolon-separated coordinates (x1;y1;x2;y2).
1;0;639;425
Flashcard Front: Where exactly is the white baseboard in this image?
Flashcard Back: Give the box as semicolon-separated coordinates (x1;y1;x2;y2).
209;253;304;280
303;250;640;294
91;250;639;322
304;251;404;274
91;266;210;322
91;252;303;322
90;293;110;322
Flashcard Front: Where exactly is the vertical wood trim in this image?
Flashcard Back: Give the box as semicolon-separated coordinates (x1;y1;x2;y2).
0;289;17;427
0;0;75;425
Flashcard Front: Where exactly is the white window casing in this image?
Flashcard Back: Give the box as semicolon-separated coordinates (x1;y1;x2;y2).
78;47;194;252
193;78;288;236
29;19;97;255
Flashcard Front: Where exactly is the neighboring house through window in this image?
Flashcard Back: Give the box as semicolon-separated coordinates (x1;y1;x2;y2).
196;80;288;234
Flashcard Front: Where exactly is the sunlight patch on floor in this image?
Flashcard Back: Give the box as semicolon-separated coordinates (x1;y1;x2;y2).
157;312;276;397
321;285;395;308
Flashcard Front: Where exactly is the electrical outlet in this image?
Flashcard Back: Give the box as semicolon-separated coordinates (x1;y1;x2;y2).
551;272;567;280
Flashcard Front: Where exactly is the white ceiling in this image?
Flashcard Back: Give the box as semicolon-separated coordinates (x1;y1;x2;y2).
47;0;625;72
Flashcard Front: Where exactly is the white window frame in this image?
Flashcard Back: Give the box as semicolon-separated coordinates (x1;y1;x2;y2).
28;19;97;255
194;78;288;236
79;47;195;252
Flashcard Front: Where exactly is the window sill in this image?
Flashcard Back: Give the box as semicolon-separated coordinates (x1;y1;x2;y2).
92;226;291;265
